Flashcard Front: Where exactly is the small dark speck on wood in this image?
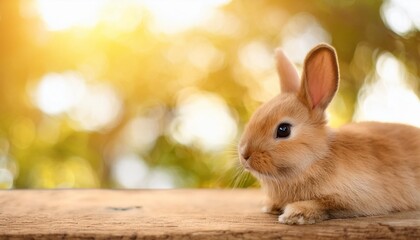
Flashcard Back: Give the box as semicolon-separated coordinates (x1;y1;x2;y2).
106;206;142;211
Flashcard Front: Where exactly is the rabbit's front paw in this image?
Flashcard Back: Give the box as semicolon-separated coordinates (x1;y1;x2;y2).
278;201;328;225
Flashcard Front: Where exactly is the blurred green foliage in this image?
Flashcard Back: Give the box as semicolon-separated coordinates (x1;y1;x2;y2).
0;0;419;189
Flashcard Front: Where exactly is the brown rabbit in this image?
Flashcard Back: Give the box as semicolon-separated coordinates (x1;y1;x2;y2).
238;43;420;224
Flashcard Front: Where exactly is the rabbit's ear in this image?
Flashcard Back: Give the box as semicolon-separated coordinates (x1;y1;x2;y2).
299;44;339;110
275;49;300;93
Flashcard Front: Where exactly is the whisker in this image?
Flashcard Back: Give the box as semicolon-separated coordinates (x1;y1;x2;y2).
232;169;245;188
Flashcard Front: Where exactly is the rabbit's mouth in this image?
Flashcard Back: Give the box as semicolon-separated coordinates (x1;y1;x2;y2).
238;150;294;179
240;151;273;173
246;158;294;178
239;157;251;170
249;166;294;181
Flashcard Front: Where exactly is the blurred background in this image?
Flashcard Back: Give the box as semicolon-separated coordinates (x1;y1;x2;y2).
0;0;419;189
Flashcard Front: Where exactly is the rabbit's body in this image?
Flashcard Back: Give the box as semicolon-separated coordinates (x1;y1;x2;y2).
239;44;420;224
264;122;420;219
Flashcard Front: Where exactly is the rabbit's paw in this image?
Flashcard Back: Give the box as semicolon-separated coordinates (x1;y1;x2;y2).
278;201;327;225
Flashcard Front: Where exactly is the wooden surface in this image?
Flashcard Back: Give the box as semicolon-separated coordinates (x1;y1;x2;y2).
0;189;419;239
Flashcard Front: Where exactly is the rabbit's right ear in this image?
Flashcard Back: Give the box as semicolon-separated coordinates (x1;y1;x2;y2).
275;49;300;93
299;44;339;111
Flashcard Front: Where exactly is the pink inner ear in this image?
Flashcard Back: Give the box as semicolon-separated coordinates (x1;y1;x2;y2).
306;51;336;108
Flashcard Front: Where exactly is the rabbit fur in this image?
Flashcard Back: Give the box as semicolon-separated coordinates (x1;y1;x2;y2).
238;43;420;224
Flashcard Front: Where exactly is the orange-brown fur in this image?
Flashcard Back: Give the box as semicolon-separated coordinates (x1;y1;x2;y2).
238;44;420;224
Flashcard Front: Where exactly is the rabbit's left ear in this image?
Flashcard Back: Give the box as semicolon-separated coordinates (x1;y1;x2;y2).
275;49;300;93
299;44;339;110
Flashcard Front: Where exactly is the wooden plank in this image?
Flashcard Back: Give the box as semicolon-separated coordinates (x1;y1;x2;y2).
0;189;419;239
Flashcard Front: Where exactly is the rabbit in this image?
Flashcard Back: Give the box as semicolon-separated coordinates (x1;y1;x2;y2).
238;43;420;225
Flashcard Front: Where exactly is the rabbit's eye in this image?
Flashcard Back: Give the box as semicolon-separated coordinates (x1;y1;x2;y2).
276;123;291;138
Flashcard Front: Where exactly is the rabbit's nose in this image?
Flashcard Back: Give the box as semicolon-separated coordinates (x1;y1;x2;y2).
239;145;251;161
241;152;251;161
241;151;252;161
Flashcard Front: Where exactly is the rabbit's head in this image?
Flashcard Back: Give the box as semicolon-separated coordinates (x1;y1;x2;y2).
238;44;339;181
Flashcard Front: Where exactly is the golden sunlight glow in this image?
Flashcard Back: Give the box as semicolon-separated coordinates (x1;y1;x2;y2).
36;0;230;33
381;0;420;36
36;0;106;31
112;154;175;188
354;53;420;127
142;0;231;33
169;90;237;151
33;72;123;132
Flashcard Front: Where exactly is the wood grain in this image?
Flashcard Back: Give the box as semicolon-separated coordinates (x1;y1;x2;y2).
0;189;419;239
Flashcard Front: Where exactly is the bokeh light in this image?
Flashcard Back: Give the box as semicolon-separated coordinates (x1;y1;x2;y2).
34;72;86;115
69;84;123;131
33;72;122;131
354;53;420;126
142;0;231;34
381;0;420;36
280;13;331;64
169;90;237;152
112;154;174;189
36;0;105;31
